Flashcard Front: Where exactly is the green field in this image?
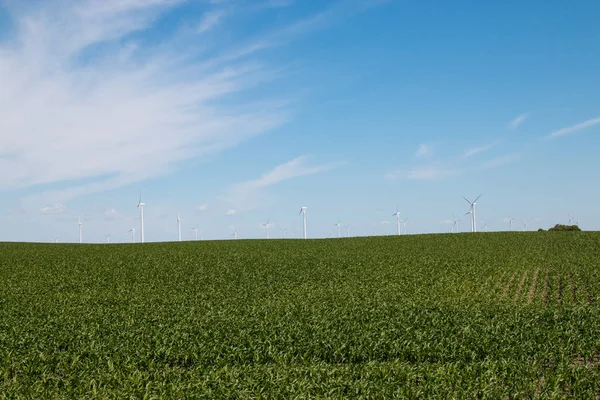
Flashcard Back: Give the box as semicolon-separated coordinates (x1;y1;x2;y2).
1;232;600;398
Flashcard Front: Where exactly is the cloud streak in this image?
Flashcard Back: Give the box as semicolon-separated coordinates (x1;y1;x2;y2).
548;116;600;138
222;156;338;211
481;154;519;169
464;141;498;157
1;0;292;207
508;113;528;130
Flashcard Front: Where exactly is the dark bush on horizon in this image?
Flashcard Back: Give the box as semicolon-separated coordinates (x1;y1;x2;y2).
548;224;581;232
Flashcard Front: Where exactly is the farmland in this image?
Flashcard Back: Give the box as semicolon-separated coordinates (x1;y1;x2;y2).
1;232;599;398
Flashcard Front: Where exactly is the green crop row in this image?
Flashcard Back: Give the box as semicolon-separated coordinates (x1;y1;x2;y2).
0;232;599;398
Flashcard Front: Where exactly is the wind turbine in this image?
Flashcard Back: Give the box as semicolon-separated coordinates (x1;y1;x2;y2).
232;227;238;239
344;224;350;238
568;214;573;225
335;219;342;238
128;227;136;243
400;217;408;234
263;218;271;239
281;227;288;239
191;227;198;240
177;215;182;242
137;191;145;243
463;195;481;233
298;206;307;239
392;206;402;235
55;238;59;244
78;217;83;244
452;213;460;233
508;217;515;231
106;234;111;244
523;220;529;231
481;221;488;232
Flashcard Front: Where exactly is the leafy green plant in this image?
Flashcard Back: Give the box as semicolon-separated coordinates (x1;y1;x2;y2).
0;233;599;397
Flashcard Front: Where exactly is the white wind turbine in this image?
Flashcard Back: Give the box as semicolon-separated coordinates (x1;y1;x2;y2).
482;221;488;232
128;227;136;243
463;195;481;233
452;213;461;233
177;214;182;242
78;217;83;244
191;227;198;240
523;220;529;231
568;214;573;225
508;217;515;231
106;234;111;244
262;218;272;239
400;217;408;234
335;219;342;238
344;224;350;238
392;206;402;235
280;227;288;239
298;206;307;239
137;192;145;243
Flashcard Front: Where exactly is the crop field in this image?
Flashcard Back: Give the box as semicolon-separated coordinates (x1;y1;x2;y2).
1;232;600;398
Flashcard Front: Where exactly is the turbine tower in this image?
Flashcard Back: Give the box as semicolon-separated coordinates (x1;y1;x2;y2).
344;224;350;238
177;215;182;242
452;213;460;233
508;217;515;231
299;206;307;239
128;227;135;243
523;220;529;231
191;227;198;240
232;227;238;239
463;195;481;233
263;218;271;239
78;217;83;244
137;192;145;243
106;235;111;244
400;217;408;234
568;214;573;225
392;206;402;235
335;219;342;238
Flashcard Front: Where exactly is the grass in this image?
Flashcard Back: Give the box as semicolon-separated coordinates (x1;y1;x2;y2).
1;232;599;398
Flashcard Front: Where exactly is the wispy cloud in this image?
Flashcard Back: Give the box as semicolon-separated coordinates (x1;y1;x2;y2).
548;116;600;138
40;204;66;214
415;144;431;158
222;156;338;211
508;113;529;130
2;0;297;208
197;204;209;212
103;208;122;221
481;154;520;169
387;166;454;181
197;10;226;33
226;209;237;216
464;141;498;157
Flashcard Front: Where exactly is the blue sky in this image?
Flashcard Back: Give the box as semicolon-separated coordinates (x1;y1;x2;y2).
1;0;599;242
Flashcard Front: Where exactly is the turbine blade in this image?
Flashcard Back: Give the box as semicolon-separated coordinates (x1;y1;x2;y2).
474;194;482;203
462;196;471;204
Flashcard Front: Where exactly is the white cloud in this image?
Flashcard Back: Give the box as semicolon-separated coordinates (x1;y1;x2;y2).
197;10;226;33
222;156;338;211
226;209;237;216
464;141;498;157
508;113;528;130
415;144;430;158
387;166;453;181
548;116;600;138
481;154;519;169
103;208;122;220
197;204;209;212
40;204;66;214
1;0;291;207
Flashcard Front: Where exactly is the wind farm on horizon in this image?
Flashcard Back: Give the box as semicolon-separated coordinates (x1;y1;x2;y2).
56;192;586;244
